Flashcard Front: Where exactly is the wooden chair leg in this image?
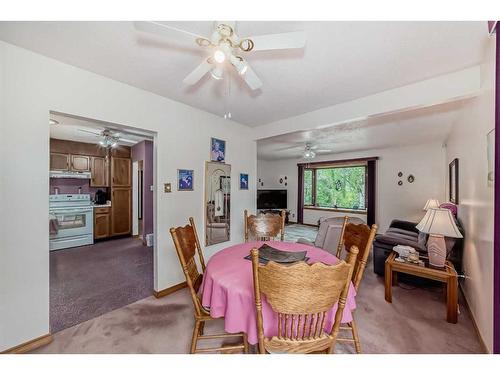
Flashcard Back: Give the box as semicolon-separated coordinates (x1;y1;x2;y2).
199;321;205;336
190;320;201;354
243;333;249;354
350;318;362;354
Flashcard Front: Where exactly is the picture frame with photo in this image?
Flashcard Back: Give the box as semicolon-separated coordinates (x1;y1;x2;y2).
177;169;194;191
239;173;249;190
210;137;226;163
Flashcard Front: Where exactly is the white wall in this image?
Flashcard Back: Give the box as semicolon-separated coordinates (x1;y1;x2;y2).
444;36;495;353
258;142;446;231
0;41;256;351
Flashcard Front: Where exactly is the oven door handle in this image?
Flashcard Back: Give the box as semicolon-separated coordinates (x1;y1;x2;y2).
50;208;93;214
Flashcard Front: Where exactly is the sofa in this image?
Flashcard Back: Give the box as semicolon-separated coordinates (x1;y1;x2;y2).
297;216;365;255
373;217;464;277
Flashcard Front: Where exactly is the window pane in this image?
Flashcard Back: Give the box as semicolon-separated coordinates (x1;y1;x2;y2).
303;169;313;205
315;166;366;210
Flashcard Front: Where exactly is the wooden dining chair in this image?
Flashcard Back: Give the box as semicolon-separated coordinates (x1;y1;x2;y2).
244;209;286;242
335;220;378;354
250;246;359;354
170;217;248;354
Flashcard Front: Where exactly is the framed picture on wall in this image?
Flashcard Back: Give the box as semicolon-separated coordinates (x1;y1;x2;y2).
239;173;249;190
449;158;459;204
210;137;226;163
178;169;194;191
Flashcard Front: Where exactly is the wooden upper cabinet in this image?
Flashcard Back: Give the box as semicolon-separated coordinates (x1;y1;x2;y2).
111;157;131;187
90;157;109;187
50;153;70;171
71;155;90;172
111;188;132;236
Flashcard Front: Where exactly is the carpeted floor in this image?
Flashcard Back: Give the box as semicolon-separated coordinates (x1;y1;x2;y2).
50;237;153;333
38;231;484;353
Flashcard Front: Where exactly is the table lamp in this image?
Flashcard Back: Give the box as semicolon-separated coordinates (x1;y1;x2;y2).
416;208;463;268
423;199;440;211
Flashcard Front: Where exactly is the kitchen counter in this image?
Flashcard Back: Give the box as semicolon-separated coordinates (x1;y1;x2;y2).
93;201;111;208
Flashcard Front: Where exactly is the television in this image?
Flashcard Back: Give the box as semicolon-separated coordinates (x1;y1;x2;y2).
257;189;287;210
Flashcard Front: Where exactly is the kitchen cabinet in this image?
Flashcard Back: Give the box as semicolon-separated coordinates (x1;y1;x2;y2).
111;157;131;187
111;188;132;236
94;207;111;239
50;152;70;171
90;157;109;187
71;155;90;172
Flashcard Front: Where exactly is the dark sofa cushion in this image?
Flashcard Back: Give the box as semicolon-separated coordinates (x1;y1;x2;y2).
374;233;427;253
385;228;419;239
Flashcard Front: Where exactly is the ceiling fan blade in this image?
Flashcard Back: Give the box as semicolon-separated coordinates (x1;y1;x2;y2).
276;144;302;152
246;31;306;52
242;65;263;90
134;21;205;48
77;128;101;136
183;59;213;85
119;138;137;144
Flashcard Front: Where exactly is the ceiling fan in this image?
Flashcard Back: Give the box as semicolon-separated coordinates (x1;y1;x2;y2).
276;142;332;159
134;21;306;91
77;128;136;148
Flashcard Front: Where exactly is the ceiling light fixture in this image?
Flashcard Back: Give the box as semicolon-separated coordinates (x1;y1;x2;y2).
213;49;226;64
303;144;316;160
49;119;59;125
99;135;119;148
211;66;223;80
229;55;248;75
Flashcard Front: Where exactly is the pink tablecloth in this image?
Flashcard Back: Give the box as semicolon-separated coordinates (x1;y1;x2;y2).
200;241;357;345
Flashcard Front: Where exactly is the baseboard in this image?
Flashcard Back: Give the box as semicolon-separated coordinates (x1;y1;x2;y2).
153;281;187;298
1;333;52;354
459;284;490;353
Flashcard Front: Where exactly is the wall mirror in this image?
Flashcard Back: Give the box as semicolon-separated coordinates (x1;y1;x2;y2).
205;162;231;246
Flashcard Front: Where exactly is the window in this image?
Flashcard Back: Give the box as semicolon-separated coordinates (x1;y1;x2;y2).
303;165;367;212
304;169;313;206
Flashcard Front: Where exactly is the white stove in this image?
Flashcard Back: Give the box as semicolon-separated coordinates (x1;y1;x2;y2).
49;194;94;251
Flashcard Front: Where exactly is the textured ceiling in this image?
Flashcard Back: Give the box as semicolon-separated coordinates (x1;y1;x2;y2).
0;21;488;126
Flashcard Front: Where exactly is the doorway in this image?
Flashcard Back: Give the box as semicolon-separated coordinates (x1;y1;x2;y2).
48;111;156;333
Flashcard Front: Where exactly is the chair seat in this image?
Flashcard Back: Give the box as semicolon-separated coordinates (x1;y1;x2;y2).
265;334;333;354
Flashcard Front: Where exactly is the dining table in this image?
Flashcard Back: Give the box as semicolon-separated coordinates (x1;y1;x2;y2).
200;240;357;345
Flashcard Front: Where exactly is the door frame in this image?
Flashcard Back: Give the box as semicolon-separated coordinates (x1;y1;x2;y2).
493;24;500;354
132;160;139;236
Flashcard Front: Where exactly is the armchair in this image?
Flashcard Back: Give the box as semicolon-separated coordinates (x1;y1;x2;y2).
297;216;365;255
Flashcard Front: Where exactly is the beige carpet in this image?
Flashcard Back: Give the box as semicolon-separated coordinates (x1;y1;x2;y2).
34;254;484;354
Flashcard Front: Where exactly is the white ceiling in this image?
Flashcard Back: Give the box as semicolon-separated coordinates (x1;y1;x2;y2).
0;21;488;126
49;112;153;146
257;101;466;160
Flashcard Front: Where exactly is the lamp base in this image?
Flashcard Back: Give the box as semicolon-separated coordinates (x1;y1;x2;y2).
427;234;446;268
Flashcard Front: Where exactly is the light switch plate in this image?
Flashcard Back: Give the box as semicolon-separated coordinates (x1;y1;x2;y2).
164;183;172;193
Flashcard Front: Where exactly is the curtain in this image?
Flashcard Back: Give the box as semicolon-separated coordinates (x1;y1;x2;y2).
297;164;304;224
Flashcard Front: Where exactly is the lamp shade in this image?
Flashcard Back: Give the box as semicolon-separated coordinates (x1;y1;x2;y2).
416;208;463;238
423;199;440;211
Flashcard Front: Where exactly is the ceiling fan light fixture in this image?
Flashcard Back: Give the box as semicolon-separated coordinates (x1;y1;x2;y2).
303;144;316;160
213;49;226;64
49;119;59;125
210;66;223;80
230;55;248;75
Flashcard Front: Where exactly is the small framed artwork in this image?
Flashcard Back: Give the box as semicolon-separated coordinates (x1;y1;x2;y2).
210;137;226;163
177;169;194;191
240;173;249;190
449;158;459;204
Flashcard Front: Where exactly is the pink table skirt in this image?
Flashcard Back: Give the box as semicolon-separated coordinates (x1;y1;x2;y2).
200;241;357;345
